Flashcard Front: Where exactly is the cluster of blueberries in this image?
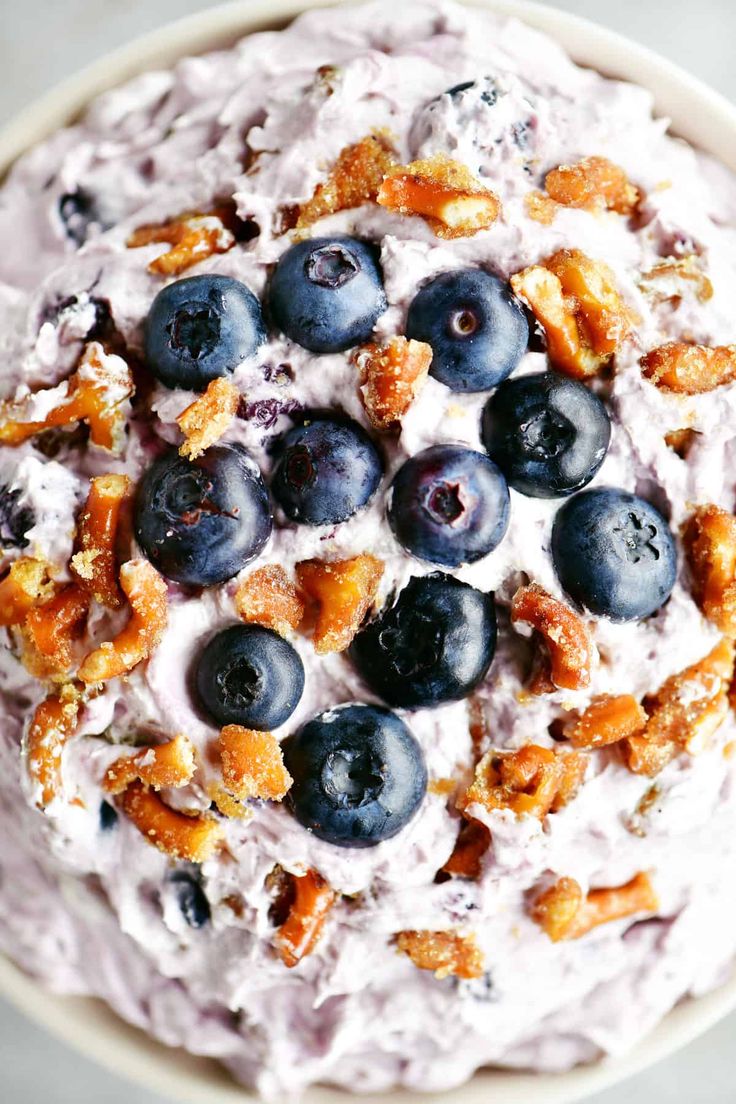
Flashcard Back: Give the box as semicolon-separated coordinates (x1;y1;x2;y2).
131;235;677;849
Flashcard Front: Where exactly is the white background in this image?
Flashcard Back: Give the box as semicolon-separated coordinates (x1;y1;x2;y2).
1;0;735;1101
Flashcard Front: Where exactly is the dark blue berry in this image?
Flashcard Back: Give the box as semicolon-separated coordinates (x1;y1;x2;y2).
196;624;305;731
481;372;611;498
0;486;33;549
58;189;106;246
271;416;383;526
285;704;427;848
552;488;677;622
134;445;271;587
269;237;387;353
406;269;529;392
389;445;510;567
145;274;265;391
99;801;118;831
170;871;211;928
350;573;496;708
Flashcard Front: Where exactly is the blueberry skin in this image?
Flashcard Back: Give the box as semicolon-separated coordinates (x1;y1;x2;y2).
145;274;265;391
389;444;510;567
285;704;427;848
552;488;677;622
134;445;271;587
170;872;211;928
272;416;383;526
406;269;529;393
482;372;611;498
350;573;497;709
269;236;387;353
196;624;305;731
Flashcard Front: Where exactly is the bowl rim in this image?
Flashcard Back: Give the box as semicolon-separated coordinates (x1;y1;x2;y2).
2;1;736;1102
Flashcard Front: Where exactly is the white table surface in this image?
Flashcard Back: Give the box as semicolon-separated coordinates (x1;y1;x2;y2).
1;0;735;1100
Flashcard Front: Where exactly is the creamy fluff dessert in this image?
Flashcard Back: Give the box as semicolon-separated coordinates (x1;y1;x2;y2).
2;0;736;1097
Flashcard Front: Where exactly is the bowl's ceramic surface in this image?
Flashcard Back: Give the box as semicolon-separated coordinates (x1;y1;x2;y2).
2;2;735;1101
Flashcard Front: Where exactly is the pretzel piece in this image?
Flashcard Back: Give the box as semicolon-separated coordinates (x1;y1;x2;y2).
71;474;131;608
460;744;578;820
640;256;713;305
127;207;235;276
296;133;396;229
176;377;240;459
219;725;292;802
377;155;501;239
78;559;168;683
23;584;90;677
26;687;80;807
441;820;491;879
354;336;432;430
396;930;484;979
564;694;648;749
511;583;595;692
641;343;736;394
0;557;54;626
103;734;196;795
532;873;657;941
296;554;384;654
234;565;304;637
545;156;640;215
120;781;223;861
683;505;736;635
274;869;336;968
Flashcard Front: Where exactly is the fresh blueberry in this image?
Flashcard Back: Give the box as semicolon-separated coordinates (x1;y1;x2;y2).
285;704;427;848
0;485;33;549
389;444;510;567
170;871;211;928
551;488;677;622
145;274;265;391
134;444;271;587
271;416;383;526
481;372;611;498
406;269;529;392
350;573;496;709
196;624;305;731
269;236;387;353
99;801;118;831
58;189;106;246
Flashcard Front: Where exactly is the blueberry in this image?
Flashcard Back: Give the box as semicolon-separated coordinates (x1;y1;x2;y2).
481;372;611;498
145;274;265;391
551;488;677;622
389;445;509;567
196;624;305;731
134;445;271;587
269;236;387;353
0;486;33;549
170;871;211;928
406;269;529;392
272;416;383;526
285;704;427;848
99;801;118;831
350;573;496;709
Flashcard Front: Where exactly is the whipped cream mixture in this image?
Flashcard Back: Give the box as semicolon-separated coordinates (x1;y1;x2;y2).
1;1;736;1096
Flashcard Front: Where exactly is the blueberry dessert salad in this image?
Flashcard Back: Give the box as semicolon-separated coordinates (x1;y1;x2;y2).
2;0;736;1097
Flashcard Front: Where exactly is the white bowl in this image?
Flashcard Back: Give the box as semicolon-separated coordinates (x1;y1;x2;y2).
2;2;735;1101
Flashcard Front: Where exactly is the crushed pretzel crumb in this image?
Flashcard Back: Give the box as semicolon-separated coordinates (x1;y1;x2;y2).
274;868;336;968
665;428;698;459
396;930;484;979
525;190;558;225
545;156;640;215
234;564;304;637
564;694;648;749
460;743;584;820
103;733;196;795
127;206;235;276
296;133;396;229
71;473;131;608
296;554;384;654
377;155;501;239
219;725;292;803
176;377;240;459
641;342;736;394
78;559;168;683
0;557;54;626
23;584;90;677
120;781;223;861
532;873;657;941
353;336;432;430
683;505;736;635
511;583;595;692
26;687;80;807
441;820;491;880
529;876;583;942
640;256;713;305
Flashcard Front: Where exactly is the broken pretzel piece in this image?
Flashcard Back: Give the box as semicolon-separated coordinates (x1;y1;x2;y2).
23;583;90;677
441;819;491;880
120;780;223;861
0;342;134;453
641;342;736;394
103;733;196;795
531;872;658;942
296;553;384;654
234;564;305;637
545;156;640;216
460;744;585;820
396;929;484;980
219;725;292;803
564;694;647;749
683;505;736;635
71;473;131;608
26;686;81;807
274;868;336;968
511;582;595;692
354;336;432;430
296;133;396;229
78;558;168;683
127;206;235;276
640;256;713;306
377;155;501;239
0;557;54;627
176;377;240;460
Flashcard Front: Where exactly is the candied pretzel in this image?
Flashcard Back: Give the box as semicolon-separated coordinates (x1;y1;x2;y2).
441;820;491;880
103;733;196;795
127;206;235;276
0;557;54;626
218;725;292;803
683;505;736;635
353;336;432;430
564;694;648;749
640;256;713;305
78;559;168;683
23;583;90;677
459;744;587;820
531;872;658;942
120;780;223;861
396;930;484;980
234;564;304;637
0;342;134;453
377;155;501;239
71;473;131;608
26;686;81;807
641;342;736;394
274;868;337;968
296;133;396;230
176;377;240;460
525;190;558;226
511;583;595;692
665;427;698;459
511;249;632;379
544;156;640;216
296;554;384;654
623;638;735;775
